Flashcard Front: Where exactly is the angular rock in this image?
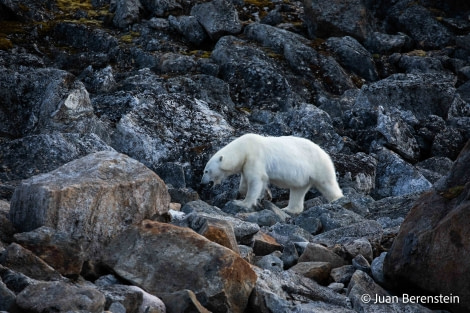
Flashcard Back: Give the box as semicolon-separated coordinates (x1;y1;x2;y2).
9;151;170;260
298;243;347;269
0;133;114;183
0;200;15;243
244;23;355;95
348;270;432;313
376;106;420;162
140;0;181;16
249;266;351;312
211;35;297;110
191;0;242;41
373;147;432;198
255;253;284;273
187;214;240;253
0;265;37;294
342;237;373;263
112;0;143;29
295;204;365;234
168;15;208;46
0;243;63;281
112;93;233;169
180;200;260;243
389;3;452;49
289;261;331;285
0;280;15;312
330;265;355;284
252;231;283;256
333;152;377;195
306;0;375;41
102;220;257;313
371;252;387;286
385;140;470;313
160;289;210;313
16;281;106;313
14;226;84;277
364;31;413;54
326;36;378;82
0;67;108;139
313;220;383;249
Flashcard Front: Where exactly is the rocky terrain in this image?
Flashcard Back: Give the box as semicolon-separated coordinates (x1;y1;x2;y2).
1;0;470;312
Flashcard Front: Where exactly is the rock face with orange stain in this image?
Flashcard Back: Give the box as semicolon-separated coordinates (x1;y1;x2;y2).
102;219;257;313
9;151;170;261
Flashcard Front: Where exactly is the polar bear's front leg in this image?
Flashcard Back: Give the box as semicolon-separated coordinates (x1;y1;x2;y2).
234;175;267;208
238;173;248;197
283;186;310;215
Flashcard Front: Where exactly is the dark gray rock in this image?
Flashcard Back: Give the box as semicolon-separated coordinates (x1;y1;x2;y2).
140;0;181;17
333;152;377;195
111;93;234;169
0;67;108;139
0;133;114;183
211;35;297;111
191;0;242;41
294;204;365;234
389;2;453;49
0;280;15;312
266;223;315;247
169;15;208;46
313;220;383;249
326;36;379;82
16;281;106;313
305;0;375;41
364;32;413;54
244;22;355;95
371;252;387;286
249;266;351;312
255;253;284;272
0;265;37;294
347;270;433;313
112;0;143;29
373;147;432;199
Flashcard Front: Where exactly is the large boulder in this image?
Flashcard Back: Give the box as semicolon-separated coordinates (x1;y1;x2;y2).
102;220;257;313
9;151;170;260
384;140;470;313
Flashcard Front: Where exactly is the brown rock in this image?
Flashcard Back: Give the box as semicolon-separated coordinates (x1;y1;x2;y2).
252;231;283;256
9;151;170;260
384;140;470;313
0;243;63;281
102;220;257;313
289;261;332;285
298;243;347;269
14;226;84;278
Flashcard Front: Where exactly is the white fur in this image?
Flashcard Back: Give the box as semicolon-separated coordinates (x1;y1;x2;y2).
201;134;343;214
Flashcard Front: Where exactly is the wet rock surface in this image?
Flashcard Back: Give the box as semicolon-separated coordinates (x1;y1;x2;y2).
1;0;470;312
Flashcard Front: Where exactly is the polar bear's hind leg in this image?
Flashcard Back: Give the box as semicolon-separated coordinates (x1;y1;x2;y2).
283;186;310;214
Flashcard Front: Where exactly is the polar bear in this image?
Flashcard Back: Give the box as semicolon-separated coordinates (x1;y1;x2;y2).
201;133;343;214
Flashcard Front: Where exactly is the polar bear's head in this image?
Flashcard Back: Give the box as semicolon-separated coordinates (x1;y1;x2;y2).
201;155;231;186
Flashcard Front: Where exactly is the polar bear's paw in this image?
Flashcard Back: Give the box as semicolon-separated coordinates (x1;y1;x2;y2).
233;199;255;209
282;206;303;215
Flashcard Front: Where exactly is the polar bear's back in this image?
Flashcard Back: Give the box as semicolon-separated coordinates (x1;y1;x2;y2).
241;134;336;188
